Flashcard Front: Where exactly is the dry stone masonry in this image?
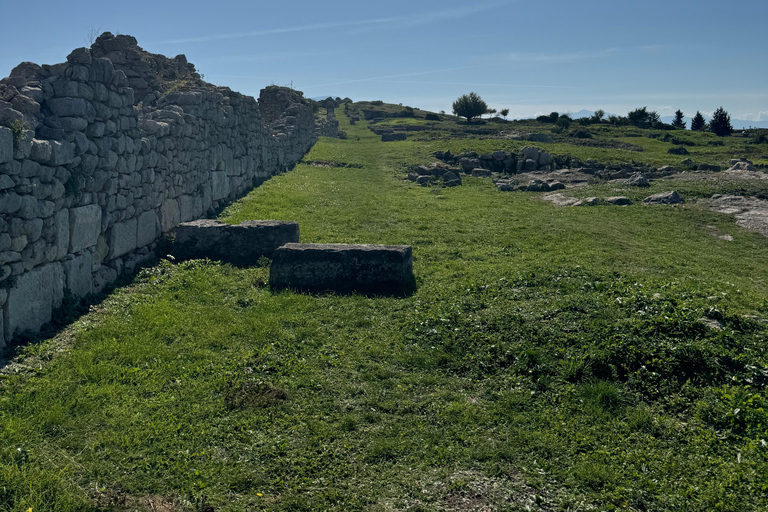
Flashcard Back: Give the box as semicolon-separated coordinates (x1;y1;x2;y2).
0;33;318;346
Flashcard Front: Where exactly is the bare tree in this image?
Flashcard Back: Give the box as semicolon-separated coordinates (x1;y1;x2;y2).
86;25;103;46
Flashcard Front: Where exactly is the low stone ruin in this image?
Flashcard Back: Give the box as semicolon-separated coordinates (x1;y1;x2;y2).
315;98;347;139
405;162;462;188
382;132;407;142
172;220;299;265
269;243;414;295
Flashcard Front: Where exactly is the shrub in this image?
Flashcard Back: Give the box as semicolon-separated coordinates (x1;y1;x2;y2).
709;106;733;136
452;92;488;124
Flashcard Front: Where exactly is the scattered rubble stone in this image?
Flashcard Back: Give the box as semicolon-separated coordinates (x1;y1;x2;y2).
643;191;685;205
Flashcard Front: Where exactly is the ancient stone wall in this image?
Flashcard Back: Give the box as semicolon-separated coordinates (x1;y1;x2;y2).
0;33;317;346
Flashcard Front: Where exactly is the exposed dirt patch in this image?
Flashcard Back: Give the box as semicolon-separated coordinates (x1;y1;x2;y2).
224;380;288;409
304;160;363;169
91;490;198;511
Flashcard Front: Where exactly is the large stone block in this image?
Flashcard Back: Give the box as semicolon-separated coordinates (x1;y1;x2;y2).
269;243;414;295
108;218;138;259
0;126;13;164
69;204;102;253
161;198;180;232
173;220;299;265
137;210;159;248
4;262;64;341
63;252;93;299
211;171;230;200
54;208;70;259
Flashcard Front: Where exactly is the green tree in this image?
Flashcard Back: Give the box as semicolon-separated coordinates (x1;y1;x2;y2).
672;110;686;129
500;108;510;120
709;107;733;136
452;92;487;124
627;107;660;128
690;111;707;131
592;109;605;122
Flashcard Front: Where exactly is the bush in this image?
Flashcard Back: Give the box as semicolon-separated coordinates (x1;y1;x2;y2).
627;107;660;128
452;92;487;124
709;107;733;136
424;113;440;121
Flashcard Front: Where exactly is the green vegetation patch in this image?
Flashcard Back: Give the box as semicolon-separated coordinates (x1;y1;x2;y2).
2;112;768;511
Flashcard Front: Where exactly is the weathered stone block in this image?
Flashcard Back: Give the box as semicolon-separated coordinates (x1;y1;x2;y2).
137;210;159;248
63;252;93;299
161;198;180;232
5;262;64;341
69;204;102;252
108;217;138;259
54;208;70;259
173;220;299;265
211;171;230;200
269;243;414;295
0;126;13;164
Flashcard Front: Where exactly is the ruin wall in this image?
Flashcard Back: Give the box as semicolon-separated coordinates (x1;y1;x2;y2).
0;33;317;346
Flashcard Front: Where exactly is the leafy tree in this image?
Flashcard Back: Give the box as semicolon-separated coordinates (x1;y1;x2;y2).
627;106;660;128
592;109;605;122
709;106;733;136
452;92;487;124
690;111;707;131
486;108;497;119
500;108;510;120
672;110;686;129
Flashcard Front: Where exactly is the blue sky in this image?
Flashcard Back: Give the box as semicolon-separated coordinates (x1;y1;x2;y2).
1;0;766;121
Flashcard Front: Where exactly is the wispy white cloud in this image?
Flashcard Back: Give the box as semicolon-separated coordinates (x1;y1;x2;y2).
347;1;517;33
377;80;575;89
485;45;668;64
159;1;515;45
301;67;472;90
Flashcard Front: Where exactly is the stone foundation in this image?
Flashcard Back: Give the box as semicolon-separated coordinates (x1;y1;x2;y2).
172;220;299;265
269;243;414;295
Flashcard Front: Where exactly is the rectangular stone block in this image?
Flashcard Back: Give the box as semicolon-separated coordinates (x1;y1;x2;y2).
0;305;4;348
63;252;93;299
161;198;180;232
136;210;159;248
69;204;102;253
0;126;13;164
108;217;138;259
269;243;413;295
173;220;299;265
211;171;230;200
5;262;64;341
54;208;70;259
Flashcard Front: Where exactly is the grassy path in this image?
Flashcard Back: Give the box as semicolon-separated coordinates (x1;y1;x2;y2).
1;113;768;511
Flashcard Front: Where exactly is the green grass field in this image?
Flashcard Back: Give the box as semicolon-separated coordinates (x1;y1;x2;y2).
2;111;768;511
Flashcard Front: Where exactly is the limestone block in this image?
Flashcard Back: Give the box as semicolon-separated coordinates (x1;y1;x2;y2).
0;306;4;347
63;252;93;299
211;171;230;200
178;195;202;222
0;126;12;164
30;139;52;163
161;198;180;232
5;262;64;341
173;220;299;265
108;217;138;259
53;209;70;259
48;98;88;117
269;243;414;295
136;210;159;248
69;204;102;252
